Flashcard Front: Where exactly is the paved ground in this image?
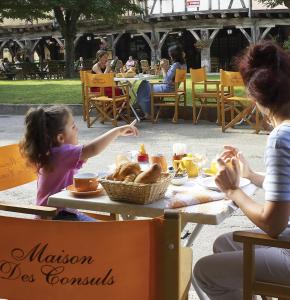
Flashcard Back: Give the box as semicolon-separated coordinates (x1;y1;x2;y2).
0;115;268;299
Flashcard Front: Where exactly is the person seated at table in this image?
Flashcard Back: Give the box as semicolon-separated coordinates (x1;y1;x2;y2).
136;45;187;120
125;56;135;71
193;41;290;300
19;105;138;221
91;50;122;97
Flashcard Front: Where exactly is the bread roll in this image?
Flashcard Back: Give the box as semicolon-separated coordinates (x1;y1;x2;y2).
113;162;141;181
116;154;130;168
134;163;162;184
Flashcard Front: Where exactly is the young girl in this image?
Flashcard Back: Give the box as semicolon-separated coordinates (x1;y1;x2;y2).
20;105;138;221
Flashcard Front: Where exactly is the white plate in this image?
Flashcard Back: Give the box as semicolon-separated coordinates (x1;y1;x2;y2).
198;177;251;191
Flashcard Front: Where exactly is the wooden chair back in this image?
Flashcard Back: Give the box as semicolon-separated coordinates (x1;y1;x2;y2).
220;69;244;87
175;69;187;84
85;72;116;89
0;144;57;218
0;144;36;191
190;67;206;83
0;211;192;300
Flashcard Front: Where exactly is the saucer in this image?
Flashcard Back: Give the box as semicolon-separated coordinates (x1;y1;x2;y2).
66;185;103;197
198;177;250;191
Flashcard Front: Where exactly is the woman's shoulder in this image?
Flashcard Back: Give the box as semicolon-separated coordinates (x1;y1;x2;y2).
268;123;290;149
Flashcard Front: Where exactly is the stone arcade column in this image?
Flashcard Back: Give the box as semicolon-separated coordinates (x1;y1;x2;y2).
188;28;220;72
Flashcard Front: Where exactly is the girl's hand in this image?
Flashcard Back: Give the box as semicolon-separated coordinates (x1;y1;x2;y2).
215;157;241;196
220;145;253;179
117;120;139;137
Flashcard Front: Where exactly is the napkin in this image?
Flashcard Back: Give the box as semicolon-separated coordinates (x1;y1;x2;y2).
165;180;224;209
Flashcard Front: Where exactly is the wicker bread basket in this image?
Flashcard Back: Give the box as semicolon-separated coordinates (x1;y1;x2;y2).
99;173;172;204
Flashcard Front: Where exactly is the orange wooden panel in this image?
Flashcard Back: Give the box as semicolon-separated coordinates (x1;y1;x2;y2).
0;144;36;191
0;216;163;300
220;69;244;87
190;67;206;83
85;73;115;88
175;69;186;83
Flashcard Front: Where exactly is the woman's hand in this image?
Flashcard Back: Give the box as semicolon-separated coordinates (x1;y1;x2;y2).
215;157;241;196
220;145;253;179
117;120;139;137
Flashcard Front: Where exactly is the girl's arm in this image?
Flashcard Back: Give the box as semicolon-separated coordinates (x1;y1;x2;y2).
80;122;138;161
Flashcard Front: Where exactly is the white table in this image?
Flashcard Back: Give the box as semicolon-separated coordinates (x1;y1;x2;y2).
48;181;257;300
48;182;257;246
114;74;159;121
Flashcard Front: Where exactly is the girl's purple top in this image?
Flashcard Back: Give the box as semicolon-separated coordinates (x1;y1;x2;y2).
37;144;84;207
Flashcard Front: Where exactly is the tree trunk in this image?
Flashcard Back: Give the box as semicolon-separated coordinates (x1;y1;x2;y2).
64;34;75;78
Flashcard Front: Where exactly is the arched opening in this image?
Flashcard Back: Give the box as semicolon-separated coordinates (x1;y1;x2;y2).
115;33;151;64
161;30;200;69
211;28;248;71
1;40;21;62
75;34;101;60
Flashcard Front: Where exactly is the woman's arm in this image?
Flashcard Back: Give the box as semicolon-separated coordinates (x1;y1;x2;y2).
215;158;290;237
227;188;290;237
80;122;138;161
92;63;102;74
221;145;264;188
104;61;111;74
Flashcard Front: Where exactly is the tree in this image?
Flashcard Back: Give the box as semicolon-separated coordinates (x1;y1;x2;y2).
258;0;290;9
0;0;142;78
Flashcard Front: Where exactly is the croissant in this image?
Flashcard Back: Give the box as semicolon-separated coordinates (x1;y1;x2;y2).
112;162;141;181
134;164;162;184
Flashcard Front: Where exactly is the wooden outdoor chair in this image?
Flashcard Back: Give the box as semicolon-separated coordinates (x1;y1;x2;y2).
220;69;261;133
233;231;290;300
0;209;192;300
0;144;115;221
190;67;222;124
85;73;130;127
79;70;93;121
151;69;187;123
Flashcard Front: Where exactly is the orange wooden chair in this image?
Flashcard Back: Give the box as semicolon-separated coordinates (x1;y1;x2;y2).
220;69;261;133
0;144;57;218
190;67;222;124
79;70;93;121
0;209;192;300
0;144;115;221
151;69;187;123
234;231;290;300
85;73;131;127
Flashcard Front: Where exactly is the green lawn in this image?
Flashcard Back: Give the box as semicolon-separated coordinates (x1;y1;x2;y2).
0;76;246;105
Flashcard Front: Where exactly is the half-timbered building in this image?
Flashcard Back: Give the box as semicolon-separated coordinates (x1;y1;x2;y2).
0;0;289;71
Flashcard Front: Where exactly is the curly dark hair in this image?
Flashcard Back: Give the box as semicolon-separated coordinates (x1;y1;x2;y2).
19;105;72;171
238;41;290;118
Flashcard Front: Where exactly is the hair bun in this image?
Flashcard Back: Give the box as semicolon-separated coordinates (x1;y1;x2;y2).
249;41;279;70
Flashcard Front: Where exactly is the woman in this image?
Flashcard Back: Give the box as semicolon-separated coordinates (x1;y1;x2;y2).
92;50;111;74
136;45;187;119
194;41;290;300
91;50;122;97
